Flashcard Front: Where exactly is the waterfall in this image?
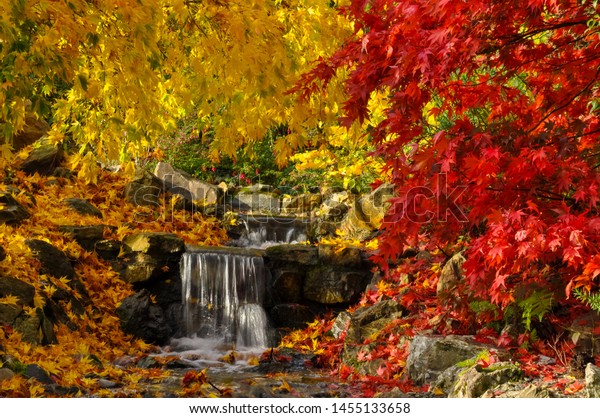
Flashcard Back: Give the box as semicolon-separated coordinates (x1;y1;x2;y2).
181;251;270;348
231;215;308;248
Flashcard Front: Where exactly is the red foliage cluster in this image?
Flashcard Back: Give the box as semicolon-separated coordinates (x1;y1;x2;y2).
297;0;600;313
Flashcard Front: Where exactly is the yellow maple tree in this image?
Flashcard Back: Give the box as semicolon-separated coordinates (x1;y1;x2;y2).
0;0;353;179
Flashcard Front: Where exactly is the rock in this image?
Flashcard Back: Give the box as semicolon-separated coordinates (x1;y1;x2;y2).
24;364;54;384
406;335;493;385
265;244;318;267
345;300;403;344
9;114;50;151
15;315;42;345
242;183;273;193
566;312;600;359
318;244;363;267
58;225;105;251
303;265;369;305
282;193;322;214
331;311;352;339
450;362;522;398
0;276;36;306
62;198;103;219
0;368;15;382
585;363;600;397
154;162;219;205
99;378;119;389
94;240;122;261
120;253;159;284
0;245;6;262
0;303;22;324
0;192;30;224
123;232;185;255
339;184;393;240
234;191;280;214
43;298;78;331
482;383;555;398
26;239;75;280
272;270;303;304
124;168;163;207
437;252;465;296
53;167;73;179
270;304;315;329
19;141;64;175
116;289;171;345
41;314;58;345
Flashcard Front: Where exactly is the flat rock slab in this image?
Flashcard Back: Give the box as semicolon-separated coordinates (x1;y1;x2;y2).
63;198;103;218
406;334;496;386
123;232;184;255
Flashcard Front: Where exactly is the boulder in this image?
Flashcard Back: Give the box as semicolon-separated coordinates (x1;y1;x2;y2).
265;244;318;267
19;141;64;175
26;239;75;280
585;362;600;398
62;198;103;219
234;191;280;214
269;304;315;329
0;368;15;382
437;252;465;296
94;239;122;261
14;315;42;345
0;303;22;324
40;314;58;345
339;184;393;240
0;276;36;306
122;232;184;255
58;225;105;251
0;192;30;224
124;168;162;207
281;193;322;214
448;362;522;398
154;162;219;205
303;265;369;305
116;289;171;345
318;244;363;267
24;364;54;384
9;114;50;151
120;253;159;284
566;312;600;358
481;383;555;398
406;335;493;385
345;300;403;344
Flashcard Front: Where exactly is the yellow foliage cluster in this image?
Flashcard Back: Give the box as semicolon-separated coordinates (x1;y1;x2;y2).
0;0;353;173
290;89;391;190
0;150;228;397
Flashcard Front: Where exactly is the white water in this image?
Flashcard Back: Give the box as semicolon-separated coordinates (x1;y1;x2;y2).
232;216;308;248
180;252;270;349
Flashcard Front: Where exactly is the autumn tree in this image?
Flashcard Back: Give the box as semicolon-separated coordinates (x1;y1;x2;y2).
297;0;600;322
0;0;352;178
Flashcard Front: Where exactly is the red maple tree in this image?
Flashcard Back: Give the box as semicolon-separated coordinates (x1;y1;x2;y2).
297;0;600;325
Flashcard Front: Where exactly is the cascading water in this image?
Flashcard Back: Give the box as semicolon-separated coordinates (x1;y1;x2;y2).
231;215;308;248
180;250;270;349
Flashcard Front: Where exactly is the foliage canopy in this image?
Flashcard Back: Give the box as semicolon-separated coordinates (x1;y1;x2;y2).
297;0;600;312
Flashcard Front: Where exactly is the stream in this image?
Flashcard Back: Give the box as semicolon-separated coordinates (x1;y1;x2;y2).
148;215;351;398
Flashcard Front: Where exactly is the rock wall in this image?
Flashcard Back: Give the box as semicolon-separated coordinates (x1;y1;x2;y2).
113;234;374;344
